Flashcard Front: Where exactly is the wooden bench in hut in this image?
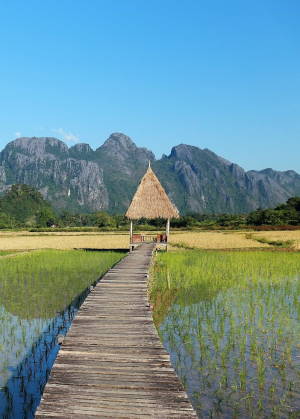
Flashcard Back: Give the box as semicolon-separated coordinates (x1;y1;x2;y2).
126;162;179;251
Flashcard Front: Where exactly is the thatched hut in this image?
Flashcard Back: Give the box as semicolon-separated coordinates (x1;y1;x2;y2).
126;163;179;250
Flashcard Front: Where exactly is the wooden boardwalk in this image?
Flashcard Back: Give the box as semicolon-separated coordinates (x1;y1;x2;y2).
36;243;197;418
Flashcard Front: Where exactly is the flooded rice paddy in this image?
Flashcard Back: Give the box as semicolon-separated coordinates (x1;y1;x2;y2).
0;250;123;418
152;251;300;418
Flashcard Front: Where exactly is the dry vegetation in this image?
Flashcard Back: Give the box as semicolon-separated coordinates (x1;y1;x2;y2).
0;231;129;251
170;231;270;249
1;230;300;252
252;230;300;249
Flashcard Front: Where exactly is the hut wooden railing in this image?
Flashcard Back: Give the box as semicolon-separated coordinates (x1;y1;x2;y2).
131;233;167;244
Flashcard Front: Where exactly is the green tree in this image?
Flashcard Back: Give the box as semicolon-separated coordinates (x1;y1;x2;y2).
0;184;56;227
36;208;57;227
94;212;116;228
0;212;16;229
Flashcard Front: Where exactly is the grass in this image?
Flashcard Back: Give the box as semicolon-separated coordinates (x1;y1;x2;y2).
151;250;300;418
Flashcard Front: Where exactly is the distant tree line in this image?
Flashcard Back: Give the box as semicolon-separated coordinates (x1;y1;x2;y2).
0;185;57;229
246;197;300;226
0;184;300;230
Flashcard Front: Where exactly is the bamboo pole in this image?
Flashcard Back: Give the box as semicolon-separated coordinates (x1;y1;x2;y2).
166;218;170;252
129;220;133;251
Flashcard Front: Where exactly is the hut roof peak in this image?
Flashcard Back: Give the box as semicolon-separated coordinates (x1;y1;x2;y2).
125;165;179;220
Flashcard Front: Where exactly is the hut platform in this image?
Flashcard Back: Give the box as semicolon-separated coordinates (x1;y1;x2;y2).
36;243;196;418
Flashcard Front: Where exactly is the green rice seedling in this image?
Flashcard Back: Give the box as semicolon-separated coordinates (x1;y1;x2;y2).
0;249;123;416
151;250;300;418
0;251;20;256
0;249;123;319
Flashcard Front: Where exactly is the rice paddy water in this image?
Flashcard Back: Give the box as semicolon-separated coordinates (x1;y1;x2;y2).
0;249;123;418
151;251;300;418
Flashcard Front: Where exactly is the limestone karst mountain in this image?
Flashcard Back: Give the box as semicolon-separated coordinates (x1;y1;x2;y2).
0;133;299;214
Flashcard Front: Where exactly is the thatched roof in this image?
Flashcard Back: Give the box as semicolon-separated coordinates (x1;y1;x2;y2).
126;164;179;219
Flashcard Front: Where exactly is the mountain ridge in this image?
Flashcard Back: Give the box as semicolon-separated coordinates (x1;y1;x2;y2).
0;133;299;214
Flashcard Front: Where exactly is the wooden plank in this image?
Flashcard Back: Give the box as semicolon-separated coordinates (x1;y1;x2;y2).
36;243;197;418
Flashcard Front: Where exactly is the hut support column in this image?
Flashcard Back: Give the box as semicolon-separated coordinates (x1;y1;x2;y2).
129;220;133;251
166;218;170;251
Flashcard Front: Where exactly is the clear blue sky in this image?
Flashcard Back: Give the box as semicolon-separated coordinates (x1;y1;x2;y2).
0;0;299;172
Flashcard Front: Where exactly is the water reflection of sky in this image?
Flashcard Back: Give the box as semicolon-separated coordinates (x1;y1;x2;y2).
0;302;79;419
159;279;300;418
0;306;52;387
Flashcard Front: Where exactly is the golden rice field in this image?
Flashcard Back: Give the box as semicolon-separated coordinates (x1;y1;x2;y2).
1;230;300;252
252;230;300;249
170;231;270;249
0;231;129;251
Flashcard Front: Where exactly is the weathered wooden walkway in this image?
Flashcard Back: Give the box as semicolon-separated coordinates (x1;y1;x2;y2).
36;243;196;418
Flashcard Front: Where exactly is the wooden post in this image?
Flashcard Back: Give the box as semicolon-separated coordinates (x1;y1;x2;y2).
129;220;133;251
166;218;170;252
